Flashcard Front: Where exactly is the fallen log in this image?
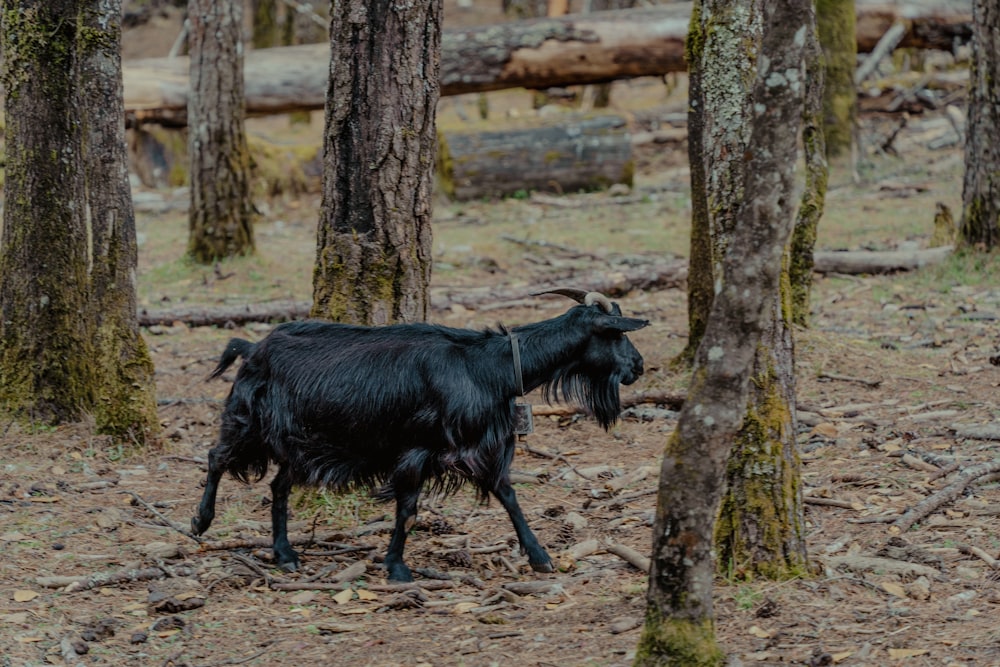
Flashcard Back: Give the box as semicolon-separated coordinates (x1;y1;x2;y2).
439;114;632;200
138;258;688;327
813;245;953;274
138;245;954;328
123;1;972;126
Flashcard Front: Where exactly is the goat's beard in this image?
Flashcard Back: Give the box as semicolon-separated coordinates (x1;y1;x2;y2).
541;368;623;431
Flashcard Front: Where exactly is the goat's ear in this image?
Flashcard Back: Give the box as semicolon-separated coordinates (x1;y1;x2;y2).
597;316;649;334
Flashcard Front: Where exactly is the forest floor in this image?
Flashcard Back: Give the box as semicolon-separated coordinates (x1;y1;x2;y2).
3;100;999;666
3;5;1000;666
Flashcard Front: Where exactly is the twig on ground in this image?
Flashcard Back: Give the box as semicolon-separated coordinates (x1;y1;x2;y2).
604;542;650;572
804;496;863;510
891;460;1000;534
121;490;204;544
956;543;1000;569
520;443;594;481
36;565;195;591
817;372;882;388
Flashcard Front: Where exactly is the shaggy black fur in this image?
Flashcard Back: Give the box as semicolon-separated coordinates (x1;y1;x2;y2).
191;299;648;581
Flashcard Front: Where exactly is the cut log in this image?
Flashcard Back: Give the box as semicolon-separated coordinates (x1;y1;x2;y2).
122;1;972;126
813;245;953;274
439;114;632;200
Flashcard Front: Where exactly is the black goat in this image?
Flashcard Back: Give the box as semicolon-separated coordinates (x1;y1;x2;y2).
191;289;648;581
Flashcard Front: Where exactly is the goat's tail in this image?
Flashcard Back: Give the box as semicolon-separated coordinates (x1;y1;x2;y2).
208;338;256;380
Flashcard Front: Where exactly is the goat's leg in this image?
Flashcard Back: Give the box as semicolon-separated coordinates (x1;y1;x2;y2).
492;480;554;573
269;464;300;571
191;447;224;535
384;486;420;582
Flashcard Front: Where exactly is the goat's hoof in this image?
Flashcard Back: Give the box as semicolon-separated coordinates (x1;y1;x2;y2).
530;559;555;574
278;559;300;573
190;516;209;536
386;564;413;582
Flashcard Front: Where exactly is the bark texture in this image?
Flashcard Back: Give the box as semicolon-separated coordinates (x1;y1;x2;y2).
79;0;158;440
680;0;763;362
959;0;1000;249
187;0;255;263
0;0;95;424
311;0;440;325
0;1;156;439
635;0;809;661
816;0;857;157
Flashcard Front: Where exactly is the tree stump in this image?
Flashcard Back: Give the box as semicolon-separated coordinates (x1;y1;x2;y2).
438;114;633;200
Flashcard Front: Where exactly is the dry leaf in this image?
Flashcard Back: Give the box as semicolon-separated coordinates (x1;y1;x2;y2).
290;591;317;605
748;625;772;639
831;651;853;662
881;582;907;598
16;635;44;643
338;608;368;615
888;648;928;659
810;423;840;439
453;602;478;614
355;589;378;601
332;588;354;605
13;590;39;602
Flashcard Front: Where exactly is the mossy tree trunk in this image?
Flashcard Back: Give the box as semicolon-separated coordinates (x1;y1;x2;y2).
0;0;94;425
680;0;763;363
251;0;281;49
79;0;159;441
959;0;1000;249
0;0;156;441
789;28;829;327
816;0;856;158
679;0;811;582
635;0;810;661
187;0;256;264
311;0;439;325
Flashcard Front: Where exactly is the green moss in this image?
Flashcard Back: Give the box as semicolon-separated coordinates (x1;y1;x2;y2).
816;0;856;157
633;607;724;667
715;361;809;581
435;128;456;199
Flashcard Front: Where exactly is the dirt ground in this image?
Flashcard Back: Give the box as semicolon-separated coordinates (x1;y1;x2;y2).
3;119;1000;666
3;5;1000;667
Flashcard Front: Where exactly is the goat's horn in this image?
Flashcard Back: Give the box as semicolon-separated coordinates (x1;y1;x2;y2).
532;288;614;314
584;292;614;313
531;288;589;303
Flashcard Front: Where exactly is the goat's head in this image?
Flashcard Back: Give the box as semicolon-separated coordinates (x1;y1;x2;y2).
533;289;650;428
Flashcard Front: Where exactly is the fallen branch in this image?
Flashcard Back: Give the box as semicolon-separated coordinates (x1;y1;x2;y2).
890;460;1000;533
121;490;203;544
822;554;940;578
36;565;195;591
804;496;864;510
604;542;651;573
813;246;953;274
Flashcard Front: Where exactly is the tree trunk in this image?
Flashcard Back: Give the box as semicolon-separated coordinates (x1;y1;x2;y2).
0;0;95;424
959;0;1000;249
789;24;829;327
187;0;255;263
679;0;762;360
714;286;808;580
79;0;158;441
635;0;810;661
311;0;440;325
252;0;281;49
817;0;857;158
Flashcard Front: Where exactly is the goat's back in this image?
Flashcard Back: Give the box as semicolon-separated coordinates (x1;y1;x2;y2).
217;320;515;490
